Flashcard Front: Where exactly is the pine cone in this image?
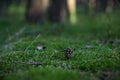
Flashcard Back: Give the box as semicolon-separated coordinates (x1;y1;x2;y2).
64;48;73;59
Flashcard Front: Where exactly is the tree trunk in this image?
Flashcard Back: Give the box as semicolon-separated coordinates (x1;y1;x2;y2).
26;0;77;24
67;0;77;24
89;0;110;14
106;0;114;13
48;0;66;23
89;0;97;15
0;0;12;17
25;0;49;23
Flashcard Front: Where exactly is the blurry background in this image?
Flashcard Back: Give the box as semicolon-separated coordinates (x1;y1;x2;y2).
0;0;120;23
0;0;120;53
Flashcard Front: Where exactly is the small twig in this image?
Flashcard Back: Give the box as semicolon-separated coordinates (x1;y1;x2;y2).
20;61;42;65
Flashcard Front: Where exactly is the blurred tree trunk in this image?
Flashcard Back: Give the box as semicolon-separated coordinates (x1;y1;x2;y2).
76;0;82;6
67;0;77;24
25;0;49;23
89;0;107;14
0;4;2;16
48;0;77;24
0;0;12;16
106;0;114;13
48;0;66;23
96;0;114;13
115;0;120;9
26;0;77;24
89;0;96;14
89;0;114;14
97;0;108;12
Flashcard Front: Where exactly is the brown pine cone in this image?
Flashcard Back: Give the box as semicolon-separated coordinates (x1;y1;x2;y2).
64;48;73;59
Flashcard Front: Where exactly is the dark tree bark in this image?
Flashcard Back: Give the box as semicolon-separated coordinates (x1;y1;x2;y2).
0;0;12;16
25;0;77;24
89;0;96;15
114;0;120;9
25;0;49;23
106;0;114;13
48;0;77;24
89;0;115;15
96;0;108;12
48;0;67;23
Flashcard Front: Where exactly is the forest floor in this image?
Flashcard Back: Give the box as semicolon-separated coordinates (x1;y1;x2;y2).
0;6;120;80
